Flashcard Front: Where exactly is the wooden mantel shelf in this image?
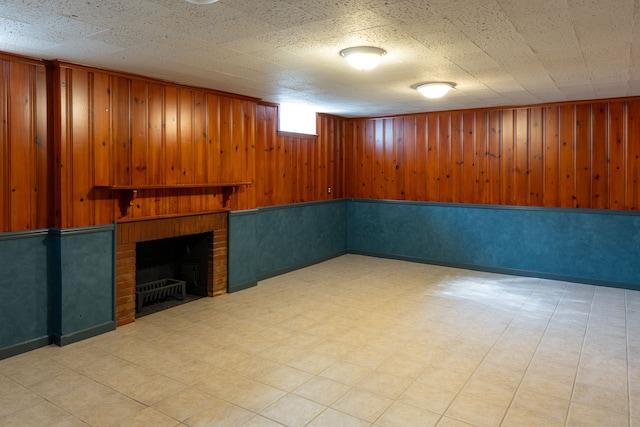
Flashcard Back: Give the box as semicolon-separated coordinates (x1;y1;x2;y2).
94;182;251;213
94;182;251;190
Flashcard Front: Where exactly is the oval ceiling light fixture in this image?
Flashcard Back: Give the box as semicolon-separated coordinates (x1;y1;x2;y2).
340;46;387;70
185;0;219;3
415;82;455;98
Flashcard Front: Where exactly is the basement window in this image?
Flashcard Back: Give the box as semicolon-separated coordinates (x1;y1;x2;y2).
279;103;317;135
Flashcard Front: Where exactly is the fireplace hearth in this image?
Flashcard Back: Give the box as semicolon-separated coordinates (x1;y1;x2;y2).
115;212;228;326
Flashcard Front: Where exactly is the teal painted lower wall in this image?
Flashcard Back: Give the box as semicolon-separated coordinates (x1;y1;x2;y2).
348;199;640;289
2;198;639;358
229;199;640;294
0;230;50;358
50;226;116;345
229;200;348;293
0;225;115;360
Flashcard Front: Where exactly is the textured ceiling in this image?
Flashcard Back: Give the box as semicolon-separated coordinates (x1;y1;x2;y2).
1;0;639;117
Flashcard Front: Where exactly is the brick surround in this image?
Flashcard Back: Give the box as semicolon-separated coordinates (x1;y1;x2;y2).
115;212;228;326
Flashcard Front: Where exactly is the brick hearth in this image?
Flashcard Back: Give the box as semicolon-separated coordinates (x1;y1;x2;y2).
115;212;228;326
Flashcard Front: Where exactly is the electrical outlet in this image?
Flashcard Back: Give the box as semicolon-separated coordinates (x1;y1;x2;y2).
327;186;331;194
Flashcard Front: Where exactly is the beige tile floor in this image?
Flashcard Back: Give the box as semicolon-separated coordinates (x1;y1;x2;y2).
1;254;639;426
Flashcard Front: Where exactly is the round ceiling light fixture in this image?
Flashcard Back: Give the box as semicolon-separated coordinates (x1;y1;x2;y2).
340;46;387;70
185;0;219;3
415;82;455;98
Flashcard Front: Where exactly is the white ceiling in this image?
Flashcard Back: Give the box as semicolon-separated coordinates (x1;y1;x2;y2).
1;0;639;117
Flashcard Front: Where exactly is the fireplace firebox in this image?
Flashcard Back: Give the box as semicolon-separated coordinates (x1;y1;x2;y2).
115;212;228;326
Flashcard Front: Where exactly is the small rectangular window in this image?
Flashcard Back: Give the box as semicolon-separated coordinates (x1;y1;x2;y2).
278;103;317;135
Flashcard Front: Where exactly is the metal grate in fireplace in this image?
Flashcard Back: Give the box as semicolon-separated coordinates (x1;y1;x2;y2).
136;278;186;313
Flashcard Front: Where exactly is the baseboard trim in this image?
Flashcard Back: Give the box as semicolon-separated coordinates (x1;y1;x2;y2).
52;321;116;347
348;250;640;292
256;250;348;282
228;280;258;293
0;336;51;361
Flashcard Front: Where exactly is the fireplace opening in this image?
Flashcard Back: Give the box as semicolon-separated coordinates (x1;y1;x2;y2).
135;232;210;317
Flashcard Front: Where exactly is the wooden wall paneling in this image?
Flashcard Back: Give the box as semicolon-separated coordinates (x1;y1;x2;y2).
92;73;114;224
268;104;278;205
363;120;375;199
338;118;346;198
529;108;544;206
194;91;207;185
113;76;131;188
0;61;6;231
438;114;452;202
299;134;308;202
347;120;359;198
475;111;489;204
164;86;180;183
219;97;232;185
164;86;179;215
70;69;92;227
131;80;148;187
544;106;560;207
291;135;300;203
283;136;293;204
514;109;529;206
306;137;316;202
178;89;194;213
351;120;360;198
487;110;501;205
626;100;640;209
316;125;327;200
8;61;35;230
207;94;221;185
403;116;417;201
609;101;626;209
426;114;440;201
148;83;164;216
450;113;463;203
329;117;339;199
501;109;515;205
54;67;70;227
232;100;251;209
354;120;366;198
574;103;592;208
255;104;268;205
324;116;334;199
35;65;48;229
274;134;284;205
462;112;476;203
384;118;397;199
591;103;609;209
373;120;384;198
394;118;405;199
558;105;576;207
229;99;244;207
243;100;256;210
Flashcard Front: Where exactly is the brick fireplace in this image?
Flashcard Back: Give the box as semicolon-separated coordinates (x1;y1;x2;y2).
115;212;228;326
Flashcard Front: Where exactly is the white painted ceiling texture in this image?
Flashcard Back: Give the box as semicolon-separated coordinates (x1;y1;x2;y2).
0;0;638;117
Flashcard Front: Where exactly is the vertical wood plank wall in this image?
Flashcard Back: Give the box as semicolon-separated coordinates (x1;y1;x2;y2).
0;55;48;233
50;63;344;228
2;51;640;232
345;104;640;209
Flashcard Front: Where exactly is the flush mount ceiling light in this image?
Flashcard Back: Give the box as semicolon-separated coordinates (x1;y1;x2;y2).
415;82;455;98
185;0;219;3
339;46;387;70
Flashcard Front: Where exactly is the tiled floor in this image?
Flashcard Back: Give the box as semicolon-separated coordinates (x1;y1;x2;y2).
1;254;639;426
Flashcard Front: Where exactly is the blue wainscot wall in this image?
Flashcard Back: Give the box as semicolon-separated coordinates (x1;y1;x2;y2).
0;230;50;359
0;225;116;360
348;199;640;289
49;225;116;346
229;200;348;293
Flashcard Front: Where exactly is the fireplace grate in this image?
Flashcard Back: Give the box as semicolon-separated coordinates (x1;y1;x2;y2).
136;278;186;313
